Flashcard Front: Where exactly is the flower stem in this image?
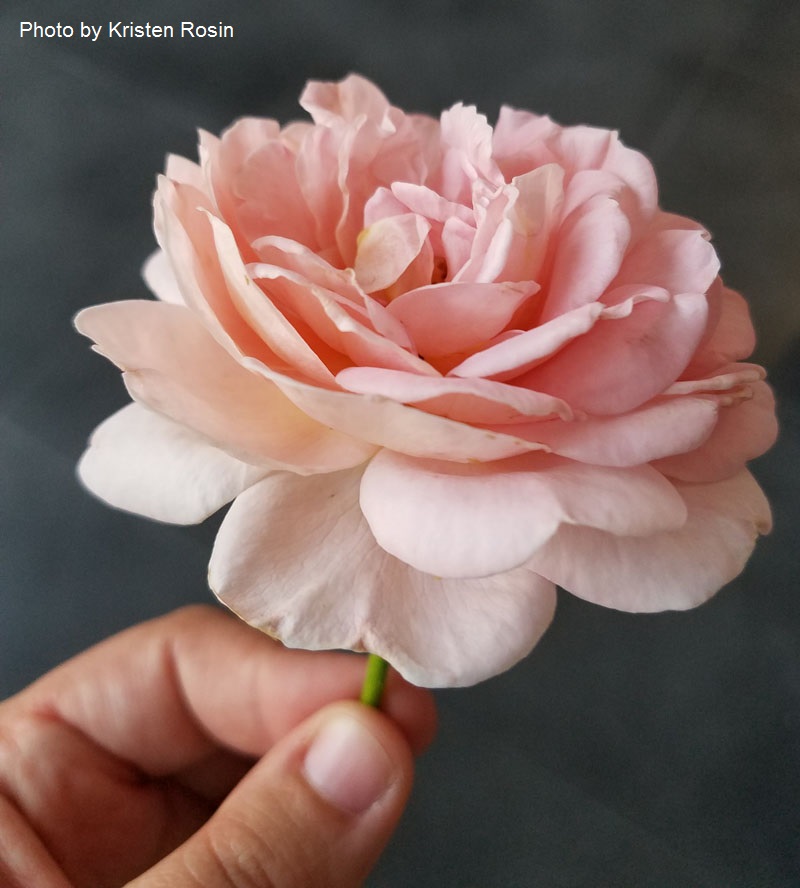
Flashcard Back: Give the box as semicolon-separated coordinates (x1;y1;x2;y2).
360;653;389;708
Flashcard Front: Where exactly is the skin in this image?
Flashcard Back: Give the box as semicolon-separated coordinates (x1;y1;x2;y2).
0;606;438;887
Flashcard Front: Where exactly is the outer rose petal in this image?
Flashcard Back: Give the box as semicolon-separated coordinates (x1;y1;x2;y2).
683;284;757;377
142;250;183;304
78;403;270;524
654;381;778;482
75;300;376;472
359;451;687;578
209;467;557;687
527;470;772;611
153;177;279;363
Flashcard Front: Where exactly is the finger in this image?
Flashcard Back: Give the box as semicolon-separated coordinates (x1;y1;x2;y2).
127;701;415;888
9;606;437;777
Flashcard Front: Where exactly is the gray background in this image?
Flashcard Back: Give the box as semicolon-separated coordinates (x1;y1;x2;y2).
2;1;798;885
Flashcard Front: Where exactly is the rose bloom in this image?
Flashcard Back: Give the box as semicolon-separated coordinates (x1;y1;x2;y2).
76;75;777;687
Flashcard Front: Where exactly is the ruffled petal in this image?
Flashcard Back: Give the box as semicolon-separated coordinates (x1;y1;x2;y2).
528;470;772;611
390;181;475;226
359;451;687;578
300;74;395;132
75;300;376;471
438;103;503;203
491;106;559;179
664;362;766;397
78;403;269;524
252;235;416;350
209;468;557;687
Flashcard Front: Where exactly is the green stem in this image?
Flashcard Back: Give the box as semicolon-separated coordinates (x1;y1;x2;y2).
360;653;389;708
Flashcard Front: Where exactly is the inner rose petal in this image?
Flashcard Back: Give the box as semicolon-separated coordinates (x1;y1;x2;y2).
387;279;539;358
353;213;431;293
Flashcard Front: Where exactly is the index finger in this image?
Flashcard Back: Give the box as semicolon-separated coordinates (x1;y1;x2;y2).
4;606;437;776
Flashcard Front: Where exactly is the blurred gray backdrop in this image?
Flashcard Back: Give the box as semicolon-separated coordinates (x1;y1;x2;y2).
2;1;798;885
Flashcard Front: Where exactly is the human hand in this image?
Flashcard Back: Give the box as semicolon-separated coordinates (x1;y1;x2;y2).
0;606;437;887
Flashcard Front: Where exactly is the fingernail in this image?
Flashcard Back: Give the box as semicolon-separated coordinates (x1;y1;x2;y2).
303;712;394;814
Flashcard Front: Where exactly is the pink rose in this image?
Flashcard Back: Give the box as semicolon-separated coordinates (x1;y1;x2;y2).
76;74;776;687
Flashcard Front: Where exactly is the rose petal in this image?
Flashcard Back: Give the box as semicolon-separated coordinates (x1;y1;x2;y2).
390;181;475;226
153;177;274;362
521;291;709;414
441;215;476;278
438;103;503;204
244;357;550;462
205;214;339;384
141;250;182;305
337;366;573;424
387;279;538;358
229;140;317;247
164;153;205;190
543;194;632;319
252;235;416;351
683;284;757;376
75;300;376;471
300;74;395;132
506;395;721;466
492;107;558;178
654;382;778;482
249;263;437;375
528;470;772;611
78;403;270;524
359;451;687;578
454;185;515;283
613;226;720;296
353;213;431;293
209;468;557;687
499;164;565;283
449;295;664;381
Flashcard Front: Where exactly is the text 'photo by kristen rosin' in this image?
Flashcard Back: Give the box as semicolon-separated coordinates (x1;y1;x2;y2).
18;21;235;40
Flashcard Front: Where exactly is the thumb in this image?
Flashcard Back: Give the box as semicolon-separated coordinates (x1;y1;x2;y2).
128;700;416;888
